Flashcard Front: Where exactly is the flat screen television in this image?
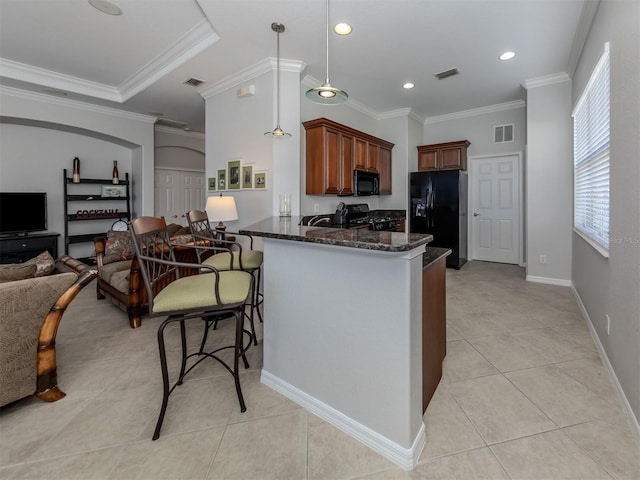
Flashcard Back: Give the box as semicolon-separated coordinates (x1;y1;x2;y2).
0;192;48;235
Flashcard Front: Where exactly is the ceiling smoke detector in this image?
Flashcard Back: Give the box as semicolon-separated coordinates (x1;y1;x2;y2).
434;68;460;80
182;78;205;87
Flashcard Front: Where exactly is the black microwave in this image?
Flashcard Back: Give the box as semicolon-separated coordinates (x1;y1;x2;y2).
353;170;379;196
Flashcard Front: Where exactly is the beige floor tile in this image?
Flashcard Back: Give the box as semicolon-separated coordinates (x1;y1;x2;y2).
0;397;91;467
0;446;122;480
29;384;160;460
490;429;613;479
510;327;595;364
563;416;640;480
468;333;550;372
445;322;463;341
307;413;395;480
110;428;224;480
448;374;556;444
152;375;239;438
556;356;620;405
353;467;416;479
414;447;510;479
506;365;617;427
227;370;302;423
420;383;485;460
207;409;307;479
442;340;498;382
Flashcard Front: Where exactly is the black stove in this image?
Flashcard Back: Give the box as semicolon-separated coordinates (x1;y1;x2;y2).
332;203;397;231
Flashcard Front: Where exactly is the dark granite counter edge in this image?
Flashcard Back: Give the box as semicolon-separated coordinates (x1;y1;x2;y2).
240;227;432;253
423;247;451;269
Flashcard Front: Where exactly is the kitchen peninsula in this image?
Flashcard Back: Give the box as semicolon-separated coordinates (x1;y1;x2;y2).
240;217;447;470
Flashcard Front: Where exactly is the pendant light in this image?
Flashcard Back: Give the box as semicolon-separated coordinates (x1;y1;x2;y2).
305;0;348;105
265;22;292;138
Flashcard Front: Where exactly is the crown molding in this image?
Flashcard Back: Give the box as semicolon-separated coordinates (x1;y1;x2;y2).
0;58;122;101
0;19;218;104
423;99;526;125
200;57;306;99
378;108;425;124
0;85;156;123
119;19;219;101
154;124;205;139
521;72;571;90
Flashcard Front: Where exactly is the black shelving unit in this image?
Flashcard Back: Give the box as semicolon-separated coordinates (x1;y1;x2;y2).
63;168;131;263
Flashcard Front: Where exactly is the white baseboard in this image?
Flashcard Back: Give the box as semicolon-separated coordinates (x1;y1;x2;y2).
570;285;640;441
526;275;573;287
261;370;425;470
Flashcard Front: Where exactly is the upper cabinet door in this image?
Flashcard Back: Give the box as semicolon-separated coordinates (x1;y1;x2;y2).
303;117;394;195
417;140;470;171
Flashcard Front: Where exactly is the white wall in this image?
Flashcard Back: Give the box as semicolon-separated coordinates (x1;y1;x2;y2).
203;65;303;232
154;126;205;171
524;80;573;283
0;123;132;258
423;104;527;160
571;0;640;425
0;86;156;219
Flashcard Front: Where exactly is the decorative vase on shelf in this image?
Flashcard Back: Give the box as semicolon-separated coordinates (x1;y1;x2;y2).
72;157;80;183
112;161;119;184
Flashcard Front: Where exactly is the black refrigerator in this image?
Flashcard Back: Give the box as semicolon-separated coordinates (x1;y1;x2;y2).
410;170;467;269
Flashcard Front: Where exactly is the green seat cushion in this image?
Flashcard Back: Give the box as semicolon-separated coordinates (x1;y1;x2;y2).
152;270;252;313
203;250;263;271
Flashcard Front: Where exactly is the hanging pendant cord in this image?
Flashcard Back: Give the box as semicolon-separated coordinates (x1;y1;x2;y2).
276;28;281;126
324;0;330;84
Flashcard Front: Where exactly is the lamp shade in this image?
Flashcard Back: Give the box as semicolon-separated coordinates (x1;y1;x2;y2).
206;195;238;223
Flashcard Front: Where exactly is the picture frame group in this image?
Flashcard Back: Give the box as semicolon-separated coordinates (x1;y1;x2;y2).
208;159;267;191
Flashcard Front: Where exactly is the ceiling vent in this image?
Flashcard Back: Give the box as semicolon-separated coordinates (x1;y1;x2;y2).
182;77;205;87
434;68;460;80
156;118;189;129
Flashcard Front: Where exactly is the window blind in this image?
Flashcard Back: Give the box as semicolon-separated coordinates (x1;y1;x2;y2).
573;43;610;254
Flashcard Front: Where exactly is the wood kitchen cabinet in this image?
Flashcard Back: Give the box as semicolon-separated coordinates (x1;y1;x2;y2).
417;140;470;171
304;117;394;195
422;249;449;412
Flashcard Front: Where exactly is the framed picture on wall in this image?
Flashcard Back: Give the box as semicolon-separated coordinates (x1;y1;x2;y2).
228;159;241;190
254;171;267;190
217;169;226;190
242;165;253;189
208;177;216;191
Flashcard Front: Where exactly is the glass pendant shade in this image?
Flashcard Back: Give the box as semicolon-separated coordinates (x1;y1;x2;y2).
265;22;291;138
306;0;348;105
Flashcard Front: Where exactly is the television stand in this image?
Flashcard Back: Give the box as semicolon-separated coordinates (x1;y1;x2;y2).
0;232;60;264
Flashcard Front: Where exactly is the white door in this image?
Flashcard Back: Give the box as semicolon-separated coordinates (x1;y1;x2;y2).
155;169;205;225
470;154;521;264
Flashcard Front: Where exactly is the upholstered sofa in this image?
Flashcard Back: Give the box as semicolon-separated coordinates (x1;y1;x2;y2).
0;255;96;407
94;224;208;328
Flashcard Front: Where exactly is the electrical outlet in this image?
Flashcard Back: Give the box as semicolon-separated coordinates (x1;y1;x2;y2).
539;255;547;264
606;314;611;335
313;203;320;213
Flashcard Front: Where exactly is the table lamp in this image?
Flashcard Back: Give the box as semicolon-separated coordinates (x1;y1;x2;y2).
205;194;238;238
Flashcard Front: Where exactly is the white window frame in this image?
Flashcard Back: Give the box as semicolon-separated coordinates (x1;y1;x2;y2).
572;42;610;258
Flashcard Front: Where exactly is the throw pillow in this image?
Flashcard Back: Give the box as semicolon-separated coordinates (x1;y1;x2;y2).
23;250;56;277
169;234;194;245
0;263;37;283
103;230;135;264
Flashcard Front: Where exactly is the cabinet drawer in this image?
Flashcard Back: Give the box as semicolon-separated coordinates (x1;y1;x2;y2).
1;236;53;253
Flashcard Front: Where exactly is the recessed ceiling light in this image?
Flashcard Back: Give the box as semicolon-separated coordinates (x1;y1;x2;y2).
334;23;352;35
500;51;516;61
403;82;415;89
89;0;122;16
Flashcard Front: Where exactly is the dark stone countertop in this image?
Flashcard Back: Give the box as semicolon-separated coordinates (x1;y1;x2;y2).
423;247;451;269
240;216;432;253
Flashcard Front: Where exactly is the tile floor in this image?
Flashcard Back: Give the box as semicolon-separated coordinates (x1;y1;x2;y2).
1;261;638;479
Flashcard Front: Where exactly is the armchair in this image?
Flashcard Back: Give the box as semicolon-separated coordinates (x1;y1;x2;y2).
0;256;96;407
